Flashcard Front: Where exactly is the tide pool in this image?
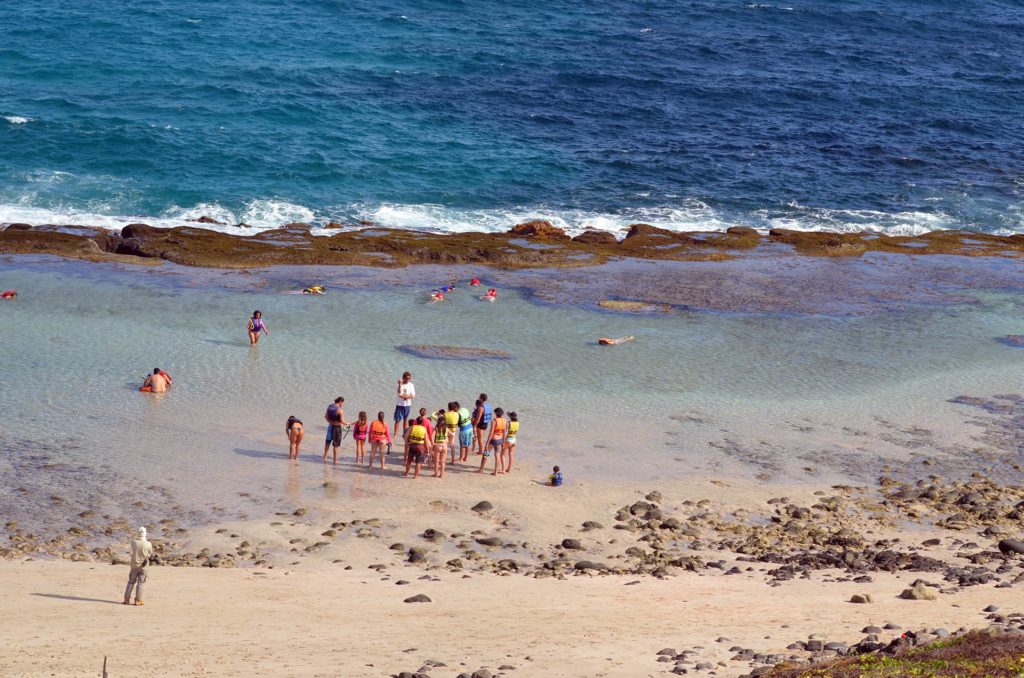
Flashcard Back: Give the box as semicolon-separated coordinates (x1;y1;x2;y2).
1;258;1023;534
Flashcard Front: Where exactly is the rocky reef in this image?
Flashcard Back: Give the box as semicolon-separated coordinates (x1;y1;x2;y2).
2;220;1023;270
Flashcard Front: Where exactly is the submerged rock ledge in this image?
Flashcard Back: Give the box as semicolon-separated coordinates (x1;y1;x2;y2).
397;345;511;361
1;220;1022;269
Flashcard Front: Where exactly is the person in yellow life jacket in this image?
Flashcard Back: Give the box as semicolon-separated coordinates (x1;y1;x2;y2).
502;411;520;474
404;417;429;479
443;402;461;465
431;408;450;478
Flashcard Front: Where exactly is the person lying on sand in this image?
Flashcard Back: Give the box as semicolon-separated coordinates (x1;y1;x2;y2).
598;335;634;345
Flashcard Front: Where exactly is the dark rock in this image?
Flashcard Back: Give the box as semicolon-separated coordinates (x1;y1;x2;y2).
850;593;872;604
625;223;674;239
5;223;32;231
657;648;677;656
581;521;604;530
472;670;493;678
561;538;583;550
471;501;493;513
192;216;225;225
508;220;569;240
574;560;609;572
922;538;941;547
726;226;758;237
572;230;617;245
804;640;824;652
475;536;502;547
862;626;883;633
998;539;1024;555
403;594;431;603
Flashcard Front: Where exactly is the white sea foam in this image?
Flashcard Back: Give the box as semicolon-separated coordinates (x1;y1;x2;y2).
4;116;31;124
0;197;1016;238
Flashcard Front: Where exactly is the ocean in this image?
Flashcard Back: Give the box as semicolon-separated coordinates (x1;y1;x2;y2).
1;0;1022;236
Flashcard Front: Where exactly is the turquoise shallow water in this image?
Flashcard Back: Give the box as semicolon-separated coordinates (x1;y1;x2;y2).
2;259;1024;531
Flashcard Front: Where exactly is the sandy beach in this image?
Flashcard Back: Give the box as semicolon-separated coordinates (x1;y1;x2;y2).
3;556;1020;678
4;465;1024;677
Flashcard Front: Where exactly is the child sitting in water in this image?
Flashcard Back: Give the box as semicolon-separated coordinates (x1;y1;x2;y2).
549;466;563;487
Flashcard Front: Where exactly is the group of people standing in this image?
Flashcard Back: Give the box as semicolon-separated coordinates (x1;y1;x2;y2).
284;371;520;480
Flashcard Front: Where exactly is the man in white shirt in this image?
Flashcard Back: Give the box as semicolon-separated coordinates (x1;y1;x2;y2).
124;526;154;606
393;371;415;437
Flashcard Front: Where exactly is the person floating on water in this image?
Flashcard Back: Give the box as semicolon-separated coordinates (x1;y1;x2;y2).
549;466;563;486
598;335;634;345
248;310;268;345
123;526;153;606
286;415;304;460
1;289;15;299
430;290;445;303
470;278;481;286
482;288;497;302
140;367;172;393
302;285;325;295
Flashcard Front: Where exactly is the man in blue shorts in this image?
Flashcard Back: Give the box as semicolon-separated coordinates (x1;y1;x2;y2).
323;396;349;464
393;371;415;437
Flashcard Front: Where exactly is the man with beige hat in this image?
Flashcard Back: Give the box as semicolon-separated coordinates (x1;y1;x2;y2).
123;526;153;606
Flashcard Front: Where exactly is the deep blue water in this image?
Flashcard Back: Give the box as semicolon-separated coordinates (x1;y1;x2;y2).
0;0;1022;235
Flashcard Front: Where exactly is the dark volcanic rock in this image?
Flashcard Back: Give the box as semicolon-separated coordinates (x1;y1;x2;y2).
403;594;431;603
998;539;1024;555
471;501;493;513
508;220;569;240
572;230;618;245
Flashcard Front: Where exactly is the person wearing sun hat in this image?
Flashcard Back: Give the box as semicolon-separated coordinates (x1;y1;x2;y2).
124;526;154;606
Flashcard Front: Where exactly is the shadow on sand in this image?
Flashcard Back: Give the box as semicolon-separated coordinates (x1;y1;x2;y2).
32;593;123;605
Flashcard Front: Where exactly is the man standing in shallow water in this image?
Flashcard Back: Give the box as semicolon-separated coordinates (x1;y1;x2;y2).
323;396;350;464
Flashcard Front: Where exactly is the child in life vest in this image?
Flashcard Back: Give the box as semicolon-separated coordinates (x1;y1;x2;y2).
549;466;563;487
367;411;392;469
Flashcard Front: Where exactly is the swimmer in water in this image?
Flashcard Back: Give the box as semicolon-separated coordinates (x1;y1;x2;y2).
598;335;634;345
470;278;481;286
140;368;170;393
248;310;268;345
286;416;304;460
482;288;497;302
430;290;445;303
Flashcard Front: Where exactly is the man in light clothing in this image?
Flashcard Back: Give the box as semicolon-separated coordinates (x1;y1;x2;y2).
393;371;416;437
124;526;153;606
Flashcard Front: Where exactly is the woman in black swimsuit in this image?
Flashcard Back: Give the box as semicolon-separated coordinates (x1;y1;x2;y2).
286;416;304;460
